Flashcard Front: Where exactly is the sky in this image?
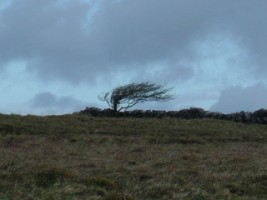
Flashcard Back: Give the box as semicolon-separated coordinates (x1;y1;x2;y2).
0;0;267;115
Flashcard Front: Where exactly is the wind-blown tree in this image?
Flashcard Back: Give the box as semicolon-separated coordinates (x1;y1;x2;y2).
98;82;174;112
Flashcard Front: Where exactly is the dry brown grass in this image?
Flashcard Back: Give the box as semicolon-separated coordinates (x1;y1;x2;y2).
0;114;266;199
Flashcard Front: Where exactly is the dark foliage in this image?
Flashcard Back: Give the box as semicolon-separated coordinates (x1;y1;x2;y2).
98;82;174;111
80;107;267;124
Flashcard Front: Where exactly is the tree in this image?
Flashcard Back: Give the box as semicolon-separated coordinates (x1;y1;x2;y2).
98;82;174;112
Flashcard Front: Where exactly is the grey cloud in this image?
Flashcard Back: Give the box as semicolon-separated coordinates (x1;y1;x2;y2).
210;83;267;113
0;0;93;81
31;92;57;108
133;64;194;84
0;0;267;83
30;92;86;114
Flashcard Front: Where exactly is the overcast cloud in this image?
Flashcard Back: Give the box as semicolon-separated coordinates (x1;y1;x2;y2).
29;92;86;115
0;0;267;114
210;83;267;113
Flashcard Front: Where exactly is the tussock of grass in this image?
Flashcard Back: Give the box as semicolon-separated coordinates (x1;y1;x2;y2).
0;113;266;199
34;165;74;188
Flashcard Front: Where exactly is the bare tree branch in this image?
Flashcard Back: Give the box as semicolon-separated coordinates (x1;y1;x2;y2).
98;82;174;111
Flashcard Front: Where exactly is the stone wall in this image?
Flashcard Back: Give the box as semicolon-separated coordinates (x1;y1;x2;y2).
80;107;267;124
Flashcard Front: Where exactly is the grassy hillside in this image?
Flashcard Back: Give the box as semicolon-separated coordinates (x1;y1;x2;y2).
0;114;266;200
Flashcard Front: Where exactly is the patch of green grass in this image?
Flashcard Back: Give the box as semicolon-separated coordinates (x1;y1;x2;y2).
80;176;116;190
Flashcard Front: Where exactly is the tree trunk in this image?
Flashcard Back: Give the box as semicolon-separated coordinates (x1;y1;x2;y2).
113;100;118;112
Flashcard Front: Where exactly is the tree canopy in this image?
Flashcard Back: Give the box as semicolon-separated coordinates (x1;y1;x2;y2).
99;82;174;111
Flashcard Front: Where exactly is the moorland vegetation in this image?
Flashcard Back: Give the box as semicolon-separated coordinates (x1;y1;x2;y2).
0;112;267;199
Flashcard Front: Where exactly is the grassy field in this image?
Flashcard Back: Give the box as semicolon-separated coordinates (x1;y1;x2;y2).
0;113;266;200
